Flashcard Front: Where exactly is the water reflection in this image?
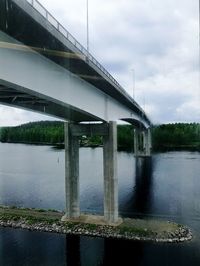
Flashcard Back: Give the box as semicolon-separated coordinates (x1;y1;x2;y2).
66;234;104;266
66;235;81;266
65;230;200;266
1;145;200;265
120;157;153;217
103;238;144;265
65;233;143;266
0;228;66;266
2;226;200;266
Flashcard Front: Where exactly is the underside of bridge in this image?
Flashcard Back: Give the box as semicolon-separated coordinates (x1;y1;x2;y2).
0;0;152;225
0;0;151;126
0;80;99;122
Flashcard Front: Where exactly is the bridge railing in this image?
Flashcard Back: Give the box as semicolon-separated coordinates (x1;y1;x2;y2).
26;0;122;89
25;0;150;122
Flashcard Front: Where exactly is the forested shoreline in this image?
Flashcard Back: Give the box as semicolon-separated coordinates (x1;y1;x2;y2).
0;121;199;151
152;124;200;151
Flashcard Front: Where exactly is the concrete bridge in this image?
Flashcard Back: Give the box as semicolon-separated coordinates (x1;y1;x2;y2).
0;0;152;224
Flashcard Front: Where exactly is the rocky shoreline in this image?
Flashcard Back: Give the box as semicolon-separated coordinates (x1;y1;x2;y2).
0;207;192;243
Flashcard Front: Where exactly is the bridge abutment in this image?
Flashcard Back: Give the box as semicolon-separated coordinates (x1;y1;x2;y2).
62;121;119;224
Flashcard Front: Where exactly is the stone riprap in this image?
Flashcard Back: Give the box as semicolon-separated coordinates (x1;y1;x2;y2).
0;206;192;243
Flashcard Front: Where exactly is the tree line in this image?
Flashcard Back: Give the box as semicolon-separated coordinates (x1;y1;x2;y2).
0;121;199;151
152;123;200;151
0;121;134;150
0;121;64;145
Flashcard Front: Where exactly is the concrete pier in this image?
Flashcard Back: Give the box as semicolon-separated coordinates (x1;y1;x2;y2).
134;129;139;157
134;128;152;157
103;121;118;224
63;122;80;219
62;121;119;224
144;128;152;156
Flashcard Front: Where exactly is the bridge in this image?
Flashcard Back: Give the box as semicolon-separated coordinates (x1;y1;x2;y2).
0;0;152;224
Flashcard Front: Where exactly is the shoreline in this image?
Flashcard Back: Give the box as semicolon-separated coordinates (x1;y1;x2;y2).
0;141;199;152
0;206;192;243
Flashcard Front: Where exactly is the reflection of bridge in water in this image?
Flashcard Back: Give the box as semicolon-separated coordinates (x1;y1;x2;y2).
120;157;153;218
0;0;152;224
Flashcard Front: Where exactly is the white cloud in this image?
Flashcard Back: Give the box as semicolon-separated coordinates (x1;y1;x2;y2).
0;106;55;127
176;100;200;122
0;0;199;125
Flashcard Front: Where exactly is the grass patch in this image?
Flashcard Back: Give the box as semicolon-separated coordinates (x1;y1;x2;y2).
118;225;155;237
83;223;97;230
0;206;192;242
37;209;46;212
47;209;60;213
10;206;18;209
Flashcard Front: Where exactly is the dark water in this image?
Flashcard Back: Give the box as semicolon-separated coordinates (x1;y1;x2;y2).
0;143;200;265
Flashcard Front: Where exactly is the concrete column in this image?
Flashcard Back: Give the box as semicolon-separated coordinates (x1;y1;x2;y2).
144;128;152;156
142;131;146;151
103;121;118;224
63;121;80;219
134;128;152;157
134;129;139;157
147;128;152;156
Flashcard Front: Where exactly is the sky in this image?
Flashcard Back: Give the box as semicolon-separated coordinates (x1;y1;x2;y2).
0;0;199;126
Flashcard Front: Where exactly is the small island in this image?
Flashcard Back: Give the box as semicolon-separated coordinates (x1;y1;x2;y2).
0;206;192;243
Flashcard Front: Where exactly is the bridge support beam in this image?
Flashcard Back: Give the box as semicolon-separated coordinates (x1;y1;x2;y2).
62;121;119;224
134;129;139;157
134;128;152;157
103;121;118;224
63;121;80;219
144;128;152;156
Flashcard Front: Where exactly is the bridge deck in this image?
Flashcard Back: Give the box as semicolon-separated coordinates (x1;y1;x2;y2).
0;0;151;127
0;0;150;124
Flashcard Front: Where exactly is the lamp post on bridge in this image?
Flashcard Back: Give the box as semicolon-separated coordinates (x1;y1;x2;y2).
86;0;89;58
131;68;135;100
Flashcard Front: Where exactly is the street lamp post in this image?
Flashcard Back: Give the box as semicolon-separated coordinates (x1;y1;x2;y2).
131;68;135;99
86;0;89;56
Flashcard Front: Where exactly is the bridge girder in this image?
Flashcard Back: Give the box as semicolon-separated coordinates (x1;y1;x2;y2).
0;0;151;129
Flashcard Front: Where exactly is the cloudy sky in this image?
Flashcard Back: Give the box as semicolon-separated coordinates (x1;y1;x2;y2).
0;0;199;126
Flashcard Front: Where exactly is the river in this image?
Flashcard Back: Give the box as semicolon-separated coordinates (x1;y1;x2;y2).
0;143;200;265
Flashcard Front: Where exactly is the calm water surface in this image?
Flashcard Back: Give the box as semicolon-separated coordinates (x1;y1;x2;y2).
0;143;200;265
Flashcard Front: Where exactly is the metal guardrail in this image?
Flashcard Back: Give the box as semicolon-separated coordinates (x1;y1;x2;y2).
25;0;151;125
26;0;121;88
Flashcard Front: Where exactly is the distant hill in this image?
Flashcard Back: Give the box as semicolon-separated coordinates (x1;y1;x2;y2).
152;123;200;151
0;121;199;151
0;121;64;145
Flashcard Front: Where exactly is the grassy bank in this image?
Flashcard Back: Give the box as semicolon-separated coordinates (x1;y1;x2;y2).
0;206;192;243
